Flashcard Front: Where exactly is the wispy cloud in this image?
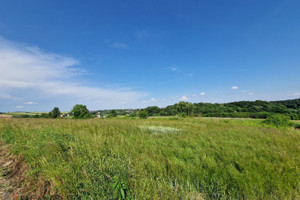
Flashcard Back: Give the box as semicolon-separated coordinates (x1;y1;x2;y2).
294;92;300;96
24;101;37;105
142;98;157;103
168;66;180;73
200;92;206;96
16;105;23;109
248;93;255;95
0;37;144;111
136;30;149;39
180;96;188;101
231;86;239;90
110;41;128;49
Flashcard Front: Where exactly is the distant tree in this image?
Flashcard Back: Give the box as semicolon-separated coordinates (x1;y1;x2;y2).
176;101;194;116
145;106;161;116
108;110;118;118
50;107;61;118
138;110;148;119
71;104;92;119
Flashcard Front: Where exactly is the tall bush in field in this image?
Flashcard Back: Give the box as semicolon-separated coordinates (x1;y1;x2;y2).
71;104;92;119
263;114;292;127
138;110;148;119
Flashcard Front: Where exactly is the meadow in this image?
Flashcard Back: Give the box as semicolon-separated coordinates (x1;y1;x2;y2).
0;117;299;199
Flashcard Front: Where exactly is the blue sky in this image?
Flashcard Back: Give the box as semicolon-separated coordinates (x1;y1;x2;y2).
0;0;300;111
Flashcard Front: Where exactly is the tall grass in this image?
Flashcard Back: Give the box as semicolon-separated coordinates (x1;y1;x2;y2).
0;118;299;199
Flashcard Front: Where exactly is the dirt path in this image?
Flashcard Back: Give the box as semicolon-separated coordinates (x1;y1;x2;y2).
0;141;27;199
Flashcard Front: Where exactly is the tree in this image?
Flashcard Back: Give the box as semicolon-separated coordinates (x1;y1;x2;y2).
176;101;194;116
108;110;117;118
145;106;160;116
138;110;148;119
50;107;61;118
71;104;92;119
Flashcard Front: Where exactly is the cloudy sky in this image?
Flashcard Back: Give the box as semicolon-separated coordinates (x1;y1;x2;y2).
0;0;300;112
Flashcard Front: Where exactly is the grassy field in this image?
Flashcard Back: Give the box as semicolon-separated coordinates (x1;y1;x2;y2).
0;117;299;199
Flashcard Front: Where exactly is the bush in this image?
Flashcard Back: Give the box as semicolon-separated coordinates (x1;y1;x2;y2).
263;114;292;127
129;113;136;118
108;110;117;118
138;110;148;119
293;123;300;129
179;112;187;118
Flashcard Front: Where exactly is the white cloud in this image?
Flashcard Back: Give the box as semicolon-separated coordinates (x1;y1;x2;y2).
24;101;37;105
16;105;23;108
248;93;255;95
192;94;197;97
231;86;239;90
110;41;128;49
0;37;145;111
294;92;300;96
142;98;157;103
180;96;188;101
200;92;206;96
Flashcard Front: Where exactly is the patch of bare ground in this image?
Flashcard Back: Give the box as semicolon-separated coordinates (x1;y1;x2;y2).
0;141;62;200
0;141;27;199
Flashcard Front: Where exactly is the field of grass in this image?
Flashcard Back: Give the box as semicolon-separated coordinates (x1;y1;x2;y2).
0;117;299;199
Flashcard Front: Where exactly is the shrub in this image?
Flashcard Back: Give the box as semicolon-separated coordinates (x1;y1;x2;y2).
263;114;292;127
108;110;117;118
293;123;300;130
179;112;187;118
138;110;148;119
129;113;136;118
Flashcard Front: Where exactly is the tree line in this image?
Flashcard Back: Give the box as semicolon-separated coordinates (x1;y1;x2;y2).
11;98;300;120
141;99;300;119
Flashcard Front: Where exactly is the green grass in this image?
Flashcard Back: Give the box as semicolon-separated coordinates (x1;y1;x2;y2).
0;118;299;199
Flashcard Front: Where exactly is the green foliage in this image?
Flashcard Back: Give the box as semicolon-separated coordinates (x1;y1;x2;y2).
129;113;136;117
156;98;300;119
179;112;187;118
138;110;148;119
40;113;50;118
113;177;130;200
263;114;292;127
0;118;299;199
176;101;194;116
293;123;300;129
71;104;92;119
49;107;61;118
144;106;160;116
108;110;118;118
